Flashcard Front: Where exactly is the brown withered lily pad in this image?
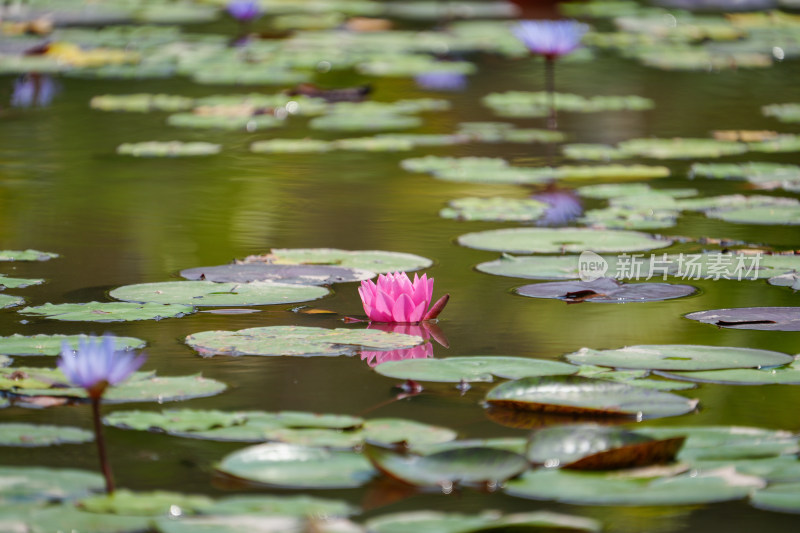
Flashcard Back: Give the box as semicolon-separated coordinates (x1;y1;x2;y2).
180;263;375;285
515;277;696;303
685;307;800;331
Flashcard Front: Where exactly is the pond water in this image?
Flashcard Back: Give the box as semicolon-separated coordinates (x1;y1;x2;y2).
1;1;800;531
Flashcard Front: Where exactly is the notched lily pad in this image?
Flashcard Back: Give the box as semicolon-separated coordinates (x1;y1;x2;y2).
110;280;329;306
18;301;194;322
180;263;374;285
186;326;422;358
516;277;696;303
458;228;671;254
0;334;145;356
242;248;432;274
0;423;93;446
0;294;24;309
685;307;800;331
0;274;44;289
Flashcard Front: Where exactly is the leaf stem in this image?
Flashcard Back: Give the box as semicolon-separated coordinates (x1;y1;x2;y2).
91;397;115;495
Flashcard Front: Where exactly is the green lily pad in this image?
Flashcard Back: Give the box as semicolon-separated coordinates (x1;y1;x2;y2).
566;345;793;371
0;294;24;309
309;114;422;131
563;143;630;161
0;274;44;289
458;228;671;254
167;113;284;131
250;139;333;153
0;424;93;446
579;206;678;230
332;137;414;152
78;489;213;516
676;194;798;212
180;263;374;285
516;278;696;303
659;357;800;385
685;307;800;331
110;280;328;307
23;504;152;532
364;510;601;533
375;356;576;383
0;466;103;503
617;138;748;159
216;443;376;489
693;456;800;484
117;141;221;157
155;515;361;533
259;428;364;449
90;93;195;113
191;67;311;86
440;197;549;222
411;438;528;457
504;467;763;505
362;418;457;447
706;204;800;225
400;156;507;175
186;326;422;358
768;272;800;291
365;445;529;487
485;376;698;419
690;162;800;190
577;183;654;199
374;133;468;147
0;250;58;262
763;103;800;123
0;334;145;356
751;482;800;514
203;495;355;517
244;248;432;273
483;91;654;117
634;426;799;461
575;365;697;391
477;254;586;280
103;409;246;433
18;301;194;322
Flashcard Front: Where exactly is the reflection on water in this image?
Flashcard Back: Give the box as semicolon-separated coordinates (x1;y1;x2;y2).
10;73;59;108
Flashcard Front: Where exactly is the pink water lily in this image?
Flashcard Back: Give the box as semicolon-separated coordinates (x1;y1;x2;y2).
358;272;448;323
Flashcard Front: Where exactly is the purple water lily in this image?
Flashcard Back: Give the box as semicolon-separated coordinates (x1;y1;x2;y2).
513;20;588;60
415;71;468;92
11;74;59;108
226;0;261;23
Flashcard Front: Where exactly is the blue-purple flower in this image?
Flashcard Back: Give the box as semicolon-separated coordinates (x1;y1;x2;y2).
532;188;583;226
415;71;468;92
58;335;146;399
513;20;588;59
226;0;261;22
11;74;59;108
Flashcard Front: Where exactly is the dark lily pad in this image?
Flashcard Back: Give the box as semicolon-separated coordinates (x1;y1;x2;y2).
685;307;800;331
634;426;799;461
515;277;696;303
0;334;145;356
659;357;800;385
18;301;194;322
216;443;376;489
78;489;213;516
0;424;93;446
243;248;432;274
110;280;328;306
458;228;671;254
117;141;221;157
365;445;529;488
0;294;24;309
180;263;373;285
504;467;763;505
485;376;698;419
0;250;58;262
566;344;792;371
751;482;800;514
0;274;44;289
186;326;422;358
374;356;576;383
0;466;103;503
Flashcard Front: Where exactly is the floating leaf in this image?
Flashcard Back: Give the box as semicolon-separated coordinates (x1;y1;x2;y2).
259;428;363;449
244;248;432;273
203;495;355;517
659;357;800;385
566;344;793;371
768;272;800;291
515;278;696;303
563;143;629;161
706;204;800;225
577;183;654;199
117;141;221;157
0;250;58;262
411;438;528;456
216;443;376;489
0;334;145;356
0;424;92;446
440;197;549;222
90;93;195;113
579;206;678;230
180;263;374;285
634;426;799;461
458;228;670;254
18;301;193;322
617;138;748;159
685;307;800;331
763;103;800;123
167;113;284;131
362;418;457;447
22;504;152;532
155;515;359;533
0;294;24;309
251;139;332;153
751;482;800;514
483;91;654;117
77;489;213;516
0;466;103;503
693;456;800;484
365;445;529;487
690;162;800;190
374;356;576;383
364;510;601;533
309;114;422;131
103;409;246;433
0;274;44;289
485;376;698;419
110;280;328;306
333;137;414;152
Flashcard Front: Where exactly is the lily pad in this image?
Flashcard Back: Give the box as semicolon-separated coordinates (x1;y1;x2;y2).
167;113;284;131
566;345;792;371
0;274;44;289
693;456;800;484
458;228;671;254
763;103;800;123
203;495;355;517
78;489;212;516
309;114;422;131
563;143;630;161
617;138;748;159
0;334;145;356
250;139;332;153
259;428;364;449
504;467;763;505
116;141;221;157
18;301;194;322
22;504;152;532
659;357;800;385
634;426;799;461
216;443;376;489
110;280;328;306
751;482;800;514
0;466;103;503
768;272;800;291
515;278;696;303
0;424;93;446
0;295;24;309
577;183;654;199
685;307;800;331
483;91;654;117
400;156;507;175
361;418;457;447
103;409;246;433
186;326;422;357
579;206;679;230
440;197;549;222
243;248;432;273
90;93;195;113
364;510;601;533
374;356;577;383
706;204;800;225
180;263;374;285
690;162;800;190
0;250;58;262
365;445;529;488
333;137;414;152
485;376;698;419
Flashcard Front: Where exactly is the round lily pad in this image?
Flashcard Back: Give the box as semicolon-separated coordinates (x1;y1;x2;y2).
0;294;24;309
563;143;630;161
22;504;152;533
18;301;194;322
362;418;457;447
0;424;93;446
216;443;376;489
617;137;748;159
476;254;585;280
751;483;800;514
566;345;793;371
109;280;329;307
504;467;763;505
374;356;576;383
658;357;800;385
203;494;356;517
333;137;414;151
250;139;332;153
707;204;800;225
103;409;247;433
309;114;422;131
365;445;529;488
515;278;696;303
485;376;698;419
186;326;422;357
0;466;103;503
0;274;44;289
78;489;213;516
579;206;679;230
167;113;284;131
633;426;799;461
458;228;671;254
693;456;800;484
0;334;145;356
180;263;374;285
116;141;221;157
577;183;654;199
440;197;549;222
259;428;364;449
685;307;800;331
90;93;195;113
0;249;58;261
244;248;432;273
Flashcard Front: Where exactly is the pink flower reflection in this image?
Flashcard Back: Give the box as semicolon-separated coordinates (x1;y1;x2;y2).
360;322;446;368
361;342;434;368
